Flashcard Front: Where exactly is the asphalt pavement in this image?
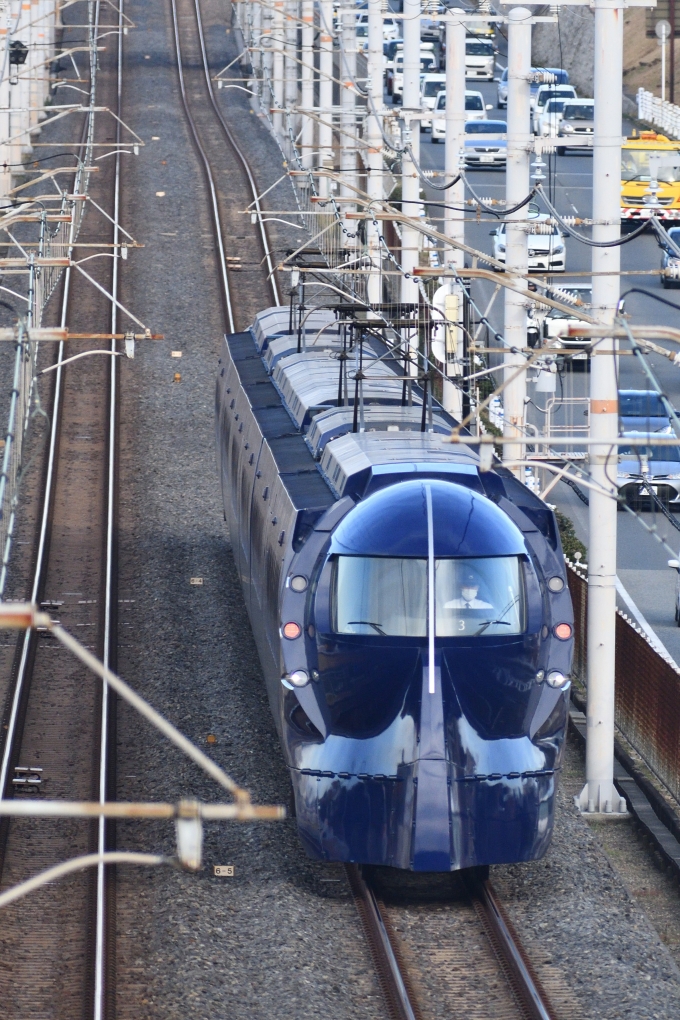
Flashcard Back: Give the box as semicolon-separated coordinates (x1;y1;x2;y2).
414;65;680;663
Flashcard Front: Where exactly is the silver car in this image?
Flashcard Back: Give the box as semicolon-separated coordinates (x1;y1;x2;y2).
617;434;680;510
556;100;594;155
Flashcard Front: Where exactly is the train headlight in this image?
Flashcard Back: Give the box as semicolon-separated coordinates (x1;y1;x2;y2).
290;575;308;592
554;622;572;640
282;621;302;639
547;576;564;592
288;669;309;687
546;669;569;689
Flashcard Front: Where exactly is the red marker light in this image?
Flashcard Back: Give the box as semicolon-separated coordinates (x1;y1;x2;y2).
554;623;572;640
282;621;302;640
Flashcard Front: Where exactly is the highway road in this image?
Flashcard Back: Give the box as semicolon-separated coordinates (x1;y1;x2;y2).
413;61;680;662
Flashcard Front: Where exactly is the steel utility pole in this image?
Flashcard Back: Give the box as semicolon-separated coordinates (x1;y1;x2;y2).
272;0;285;135
577;0;627;817
366;0;384;304
502;6;531;473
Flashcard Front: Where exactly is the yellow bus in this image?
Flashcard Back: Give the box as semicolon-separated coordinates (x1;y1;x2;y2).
621;131;680;227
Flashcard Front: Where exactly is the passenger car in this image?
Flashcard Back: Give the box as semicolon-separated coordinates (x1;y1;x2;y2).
465;38;495;81
617;434;680;510
420;73;446;129
537;98;569;138
497;66;569;109
540;283;592;366
464;120;507;168
491;212;566;272
392;46;439;103
431;90;490;141
619;390;672;433
556;100;594;154
532;85;577;134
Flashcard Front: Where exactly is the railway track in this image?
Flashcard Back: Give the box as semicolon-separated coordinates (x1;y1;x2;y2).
347;865;562;1020
0;2;124;1017
170;0;279;329
168;8;567;1020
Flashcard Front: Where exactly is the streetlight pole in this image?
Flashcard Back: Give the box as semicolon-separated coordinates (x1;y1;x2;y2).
577;0;627;816
502;6;531;473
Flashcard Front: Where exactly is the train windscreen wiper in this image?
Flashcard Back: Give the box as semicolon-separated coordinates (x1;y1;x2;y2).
347;620;387;636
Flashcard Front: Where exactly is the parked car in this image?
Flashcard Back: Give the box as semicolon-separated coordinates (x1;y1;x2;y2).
660;225;680;287
431;90;492;141
491;211;566;273
540;283;593;366
465;37;496;81
617;433;680;510
420;73;446;129
556;100;594;154
464;120;507;168
619;390;672;433
532;84;577;133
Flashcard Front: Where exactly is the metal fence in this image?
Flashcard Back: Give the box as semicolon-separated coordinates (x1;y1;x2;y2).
567;561;680;806
637;87;680;140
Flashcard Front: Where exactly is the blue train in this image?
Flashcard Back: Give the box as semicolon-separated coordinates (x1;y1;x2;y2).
216;304;574;872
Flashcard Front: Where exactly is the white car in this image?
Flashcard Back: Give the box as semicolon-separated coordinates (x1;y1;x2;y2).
532;85;577;134
356;12;400;42
392;46;439;104
431;90;491;141
465;38;496;81
491;211;566;273
420;73;446;129
537;98;569;138
540;283;592;365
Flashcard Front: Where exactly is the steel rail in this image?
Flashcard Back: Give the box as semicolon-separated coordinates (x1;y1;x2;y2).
192;0;280;308
169;0;236;333
93;0;124;1011
347;864;557;1020
0;6;100;812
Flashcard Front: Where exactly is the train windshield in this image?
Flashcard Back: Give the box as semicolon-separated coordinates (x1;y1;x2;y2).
333;556;524;638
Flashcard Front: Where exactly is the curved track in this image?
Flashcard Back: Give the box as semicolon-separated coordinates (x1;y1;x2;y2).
170;0;280;332
0;3;123;1016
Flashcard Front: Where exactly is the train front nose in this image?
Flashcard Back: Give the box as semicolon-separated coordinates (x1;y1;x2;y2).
287;479;569;871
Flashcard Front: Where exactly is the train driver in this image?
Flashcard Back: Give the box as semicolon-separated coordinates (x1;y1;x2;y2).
444;570;493;610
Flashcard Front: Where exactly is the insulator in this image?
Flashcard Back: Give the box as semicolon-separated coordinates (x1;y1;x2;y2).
548;286;581;306
478;0;492;13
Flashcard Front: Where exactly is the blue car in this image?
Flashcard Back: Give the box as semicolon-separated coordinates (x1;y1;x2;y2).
619;390;672;434
464;120;507;168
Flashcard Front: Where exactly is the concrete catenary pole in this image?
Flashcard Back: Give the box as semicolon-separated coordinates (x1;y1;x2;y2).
339;0;357;237
400;0;421;338
300;0;314;166
441;8;467;416
577;0;626;816
502;6;531;473
444;9;465;267
366;0;384;304
284;0;298;145
318;0;333;197
272;0;285;135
